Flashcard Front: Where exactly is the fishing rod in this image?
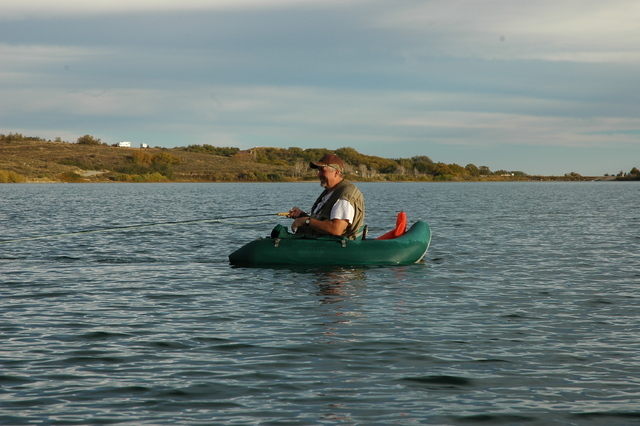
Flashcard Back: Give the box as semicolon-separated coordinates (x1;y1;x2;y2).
0;212;290;244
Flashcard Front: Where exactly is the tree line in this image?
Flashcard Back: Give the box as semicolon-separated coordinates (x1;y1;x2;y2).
200;145;527;180
615;167;640;181
1;133;64;143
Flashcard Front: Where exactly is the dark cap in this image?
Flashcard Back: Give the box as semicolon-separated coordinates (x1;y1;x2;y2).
310;153;345;173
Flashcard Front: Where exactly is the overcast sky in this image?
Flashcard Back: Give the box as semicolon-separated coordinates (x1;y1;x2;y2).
2;0;639;175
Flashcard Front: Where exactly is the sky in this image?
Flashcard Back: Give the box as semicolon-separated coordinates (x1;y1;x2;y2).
2;0;639;176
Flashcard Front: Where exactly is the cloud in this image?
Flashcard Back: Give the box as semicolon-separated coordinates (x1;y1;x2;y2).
371;0;640;63
0;0;362;18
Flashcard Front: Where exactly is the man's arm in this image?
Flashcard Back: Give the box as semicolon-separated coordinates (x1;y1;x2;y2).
292;217;349;236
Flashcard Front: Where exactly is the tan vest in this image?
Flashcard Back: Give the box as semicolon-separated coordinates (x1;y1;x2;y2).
309;180;365;240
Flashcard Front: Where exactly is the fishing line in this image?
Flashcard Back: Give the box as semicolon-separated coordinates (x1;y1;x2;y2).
0;212;289;244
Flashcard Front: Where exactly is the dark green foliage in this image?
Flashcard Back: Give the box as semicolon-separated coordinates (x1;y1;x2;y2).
183;144;239;156
76;135;102;145
615;166;640;181
465;164;480;176
248;146;511;180
336;147;398;173
0;133;50;142
254;147;292;165
249;147;330;166
266;173;284;182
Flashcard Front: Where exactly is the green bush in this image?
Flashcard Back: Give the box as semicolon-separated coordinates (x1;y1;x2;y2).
76;135;101;145
183;144;239;157
116;172;169;182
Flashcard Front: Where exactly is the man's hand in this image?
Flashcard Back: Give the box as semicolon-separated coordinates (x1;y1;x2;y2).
288;207;306;218
291;216;307;232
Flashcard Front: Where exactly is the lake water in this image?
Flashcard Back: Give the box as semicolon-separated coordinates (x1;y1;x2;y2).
1;182;639;425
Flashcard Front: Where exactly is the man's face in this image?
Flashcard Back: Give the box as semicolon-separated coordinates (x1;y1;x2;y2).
317;166;340;188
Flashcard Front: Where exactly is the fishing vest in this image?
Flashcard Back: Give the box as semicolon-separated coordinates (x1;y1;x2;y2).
308;180;365;240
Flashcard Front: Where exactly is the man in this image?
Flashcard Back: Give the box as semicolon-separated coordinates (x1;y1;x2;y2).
288;153;365;240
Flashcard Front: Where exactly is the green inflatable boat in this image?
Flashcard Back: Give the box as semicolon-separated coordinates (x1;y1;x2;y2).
228;220;431;267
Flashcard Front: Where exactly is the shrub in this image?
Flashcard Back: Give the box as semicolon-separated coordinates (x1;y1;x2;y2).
152;152;181;165
267;173;284;182
183;144;239;157
58;172;84;182
76;135;102;145
131;151;155;165
0;170;27;183
0;133;47;142
141;172;170;182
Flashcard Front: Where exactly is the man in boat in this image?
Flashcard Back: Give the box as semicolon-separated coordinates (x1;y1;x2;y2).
286;153;365;240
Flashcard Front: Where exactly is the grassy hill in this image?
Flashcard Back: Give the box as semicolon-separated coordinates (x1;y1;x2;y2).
0;136;609;183
0;140;294;183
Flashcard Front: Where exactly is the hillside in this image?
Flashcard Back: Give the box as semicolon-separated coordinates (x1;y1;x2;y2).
0;140;292;183
0;136;611;183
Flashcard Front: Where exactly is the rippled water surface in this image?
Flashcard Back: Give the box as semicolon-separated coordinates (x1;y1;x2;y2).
1;182;639;425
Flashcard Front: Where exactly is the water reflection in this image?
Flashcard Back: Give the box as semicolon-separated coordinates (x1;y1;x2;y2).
312;267;366;303
304;268;368;342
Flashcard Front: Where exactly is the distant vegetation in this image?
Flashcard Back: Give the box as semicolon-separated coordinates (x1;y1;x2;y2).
1;133;57;143
1;132;635;183
174;144;531;182
614;167;640;181
76;134;103;145
182;144;240;157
